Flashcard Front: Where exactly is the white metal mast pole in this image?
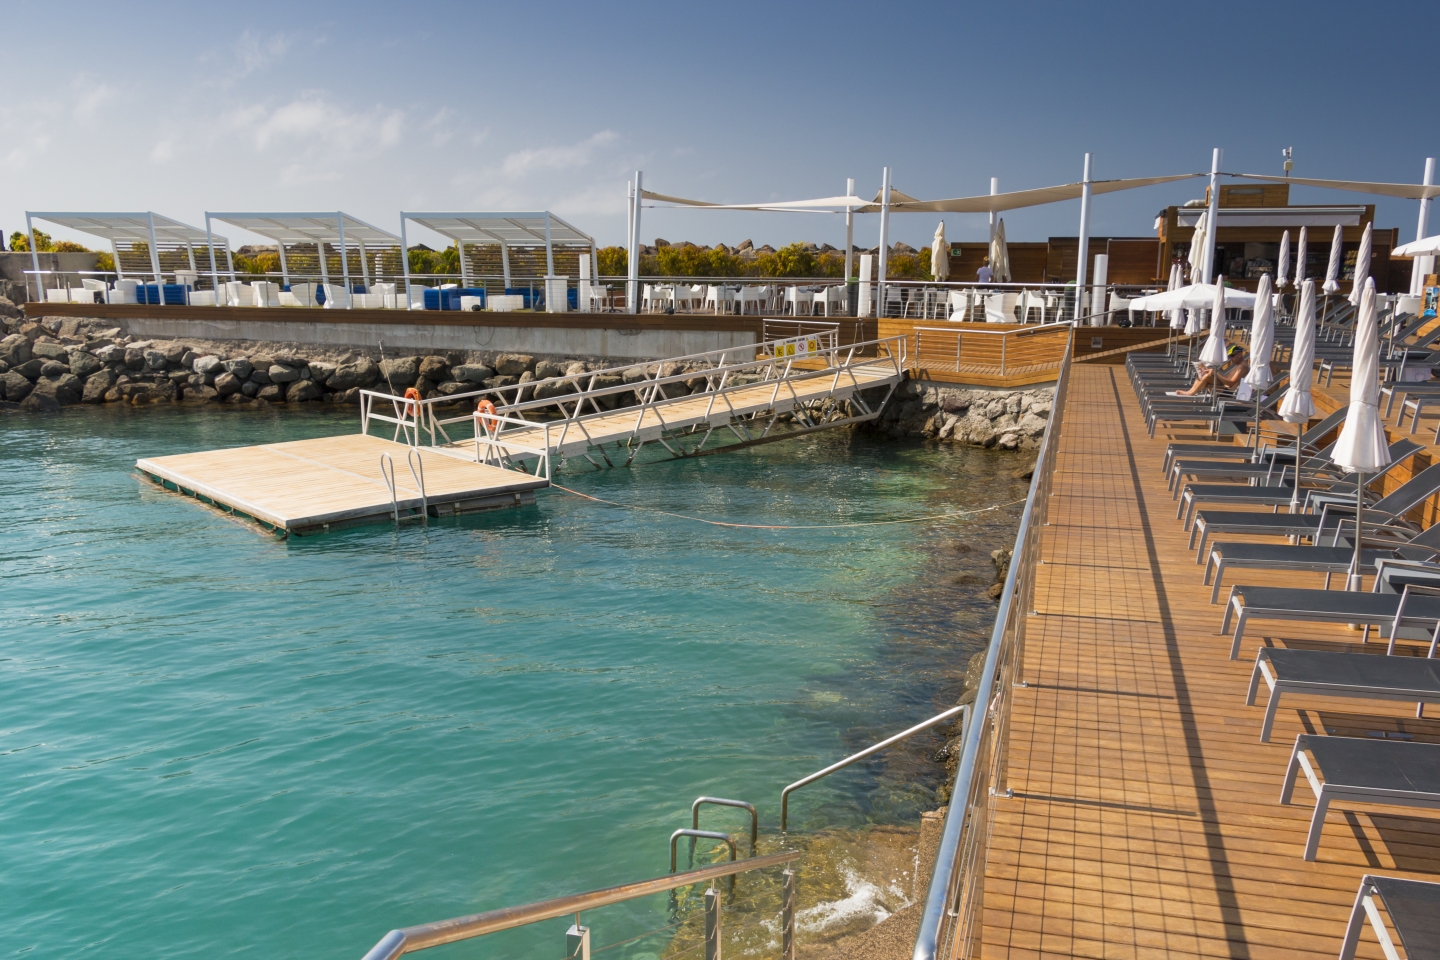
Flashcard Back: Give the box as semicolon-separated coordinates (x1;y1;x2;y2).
1203;148;1222;283
146;212;163;303
400;214;412;309
205;214;220;305
844;177;855;281
1073;153;1093;322
627;171;642;314
26;213;40;301
989;177;998;243
1412;157;1436;295
877;167;891;317
337;214;352;308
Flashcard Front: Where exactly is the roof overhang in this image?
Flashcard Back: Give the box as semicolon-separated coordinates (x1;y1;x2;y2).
1176;206;1367;229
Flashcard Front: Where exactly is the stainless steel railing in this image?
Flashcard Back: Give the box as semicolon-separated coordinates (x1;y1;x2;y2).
779;703;969;832
360;849;801;960
911;339;1073;960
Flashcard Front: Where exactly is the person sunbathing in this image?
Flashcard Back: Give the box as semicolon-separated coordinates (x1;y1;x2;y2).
1168;345;1249;397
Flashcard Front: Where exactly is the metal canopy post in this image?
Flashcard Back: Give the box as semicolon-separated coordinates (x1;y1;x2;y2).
337;214;352;307
400;214;412;309
457;240;469;286
501;242;512;289
1202;147;1222;284
989;177;998;243
1074;153;1094;322
544;212;555;277
205;214;220;302
877;166;891;317
146;211;163;300
358;239;370;288
844;177;855;283
111;239;125;280
276;243;289;288
26;213;40;300
1412;157;1436;295
627;171;642;313
316;229;331;289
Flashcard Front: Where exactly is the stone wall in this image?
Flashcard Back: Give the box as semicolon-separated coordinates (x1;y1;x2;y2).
864;380;1055;450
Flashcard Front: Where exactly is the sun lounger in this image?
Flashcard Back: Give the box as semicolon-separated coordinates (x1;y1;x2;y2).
1178;438;1421;529
1221;566;1440;660
1280;734;1440;860
1170;440;1337;496
1339;875;1440;960
1247;648;1440;741
1160;407;1347;476
1188;456;1440;560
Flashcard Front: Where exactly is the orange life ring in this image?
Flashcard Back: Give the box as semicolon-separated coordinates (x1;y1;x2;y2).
474;398;500;434
402;386;422;419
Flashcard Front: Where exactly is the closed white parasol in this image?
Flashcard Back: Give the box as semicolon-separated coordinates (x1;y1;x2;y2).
1276;231;1290;289
1324;224;1344;294
1294;227;1308;286
1244;273;1275;389
1188;210;1208;282
1331;279;1389;588
1279;280;1318;510
931;222;949;281
1198;279;1229;367
990;218;1011;283
1348;222;1373;306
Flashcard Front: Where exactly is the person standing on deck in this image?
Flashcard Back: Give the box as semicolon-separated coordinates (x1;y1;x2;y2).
977;258;993;283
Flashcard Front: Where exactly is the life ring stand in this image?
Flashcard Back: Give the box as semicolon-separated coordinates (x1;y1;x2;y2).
402;386;423;419
474;398;501;435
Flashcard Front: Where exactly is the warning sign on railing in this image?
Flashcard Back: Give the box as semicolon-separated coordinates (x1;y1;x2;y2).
768;336;821;358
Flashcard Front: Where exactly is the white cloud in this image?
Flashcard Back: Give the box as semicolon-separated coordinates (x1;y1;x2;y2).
150;140;174;163
500;130;619;177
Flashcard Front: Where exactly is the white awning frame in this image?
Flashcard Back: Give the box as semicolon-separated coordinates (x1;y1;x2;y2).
205;212;402;304
398;211;596;303
25;210;230;284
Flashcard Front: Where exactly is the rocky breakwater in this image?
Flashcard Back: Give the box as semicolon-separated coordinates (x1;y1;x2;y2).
0;316;741;413
865;380;1054;451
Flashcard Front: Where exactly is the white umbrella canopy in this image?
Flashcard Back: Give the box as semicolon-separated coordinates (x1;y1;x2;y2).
1199;280;1229;366
1294;227;1308;286
1324;224;1344;294
1244;273;1275;388
1332;279;1390;471
1188;211;1208;282
1276;231;1291;289
1348;222;1373;306
990;219;1011;282
1127;283;1258;311
1393;233;1440;257
1280;280;1318;423
931;222;949;280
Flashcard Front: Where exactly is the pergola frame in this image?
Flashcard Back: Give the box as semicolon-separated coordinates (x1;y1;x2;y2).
399;211;596;309
204;211;401;308
24;211;227;295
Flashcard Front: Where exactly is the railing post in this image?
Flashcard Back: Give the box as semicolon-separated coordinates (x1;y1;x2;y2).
705;886;722;960
1001;333;1007;376
566;921;590;960
781;869;797;960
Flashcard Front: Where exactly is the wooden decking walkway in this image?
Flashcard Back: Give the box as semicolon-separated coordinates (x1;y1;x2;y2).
980;364;1440;959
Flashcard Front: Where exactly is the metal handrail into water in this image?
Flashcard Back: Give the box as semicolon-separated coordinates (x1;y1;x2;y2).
359;849;801;960
911;341;1074;960
780;703;969;832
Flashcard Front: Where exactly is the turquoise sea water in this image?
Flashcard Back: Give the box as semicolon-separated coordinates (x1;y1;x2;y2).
0;406;1026;959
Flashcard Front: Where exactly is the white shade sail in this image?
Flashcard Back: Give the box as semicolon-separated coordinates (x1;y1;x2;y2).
1280;280;1318;423
1228;172;1440;201
640;172;1203;215
27;211;221;247
1244;273;1275;388
1331;279;1390;472
1199;280;1229;366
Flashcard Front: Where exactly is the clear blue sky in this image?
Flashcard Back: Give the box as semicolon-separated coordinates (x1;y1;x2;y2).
5;0;1437;253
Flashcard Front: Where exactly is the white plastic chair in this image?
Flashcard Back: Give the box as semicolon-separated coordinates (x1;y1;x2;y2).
642;284;667;313
785;287;812;316
251;281;281;307
705;285;735;314
108;279;139;304
225;281;255;306
985;293;1020;322
1017;290;1047;324
287;282;319;307
812;286;847;317
882;285;903;318
947;290;970;321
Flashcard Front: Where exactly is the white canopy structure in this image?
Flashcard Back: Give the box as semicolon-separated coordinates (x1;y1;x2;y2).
1227;173;1440;201
205;211;401;306
25;210;230;284
399;211;595;301
1394;234;1440;258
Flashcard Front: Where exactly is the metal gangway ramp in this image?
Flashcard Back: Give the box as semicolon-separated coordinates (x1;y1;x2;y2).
361;324;907;470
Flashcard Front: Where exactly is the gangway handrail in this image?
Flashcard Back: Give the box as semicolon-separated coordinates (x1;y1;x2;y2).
780;703;968;832
360;849;801;960
691;797;758;851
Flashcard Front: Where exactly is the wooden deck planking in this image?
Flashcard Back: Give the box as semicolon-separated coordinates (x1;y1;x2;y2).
978;364;1439;960
138;433;546;533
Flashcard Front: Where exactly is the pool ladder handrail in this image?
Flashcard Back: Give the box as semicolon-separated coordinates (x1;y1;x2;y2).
780;702;969;832
691;796;757;852
379;450;428;525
